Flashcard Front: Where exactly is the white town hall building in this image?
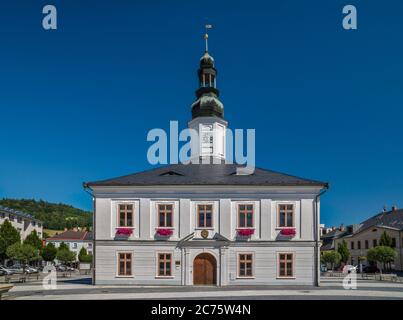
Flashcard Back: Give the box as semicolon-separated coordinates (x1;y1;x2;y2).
84;33;328;286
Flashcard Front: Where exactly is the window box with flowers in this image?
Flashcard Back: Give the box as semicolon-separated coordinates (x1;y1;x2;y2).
155;228;173;240
236;228;255;240
114;227;133;240
279;227;296;238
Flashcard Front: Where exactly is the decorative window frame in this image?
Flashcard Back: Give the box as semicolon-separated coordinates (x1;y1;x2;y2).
116;251;134;278
112;200;138;238
276;203;296;229
156;202;175;229
196;203;215;229
117;203;135;228
236;252;255;279
237;203;255;229
277;252;295;279
155;251;174;279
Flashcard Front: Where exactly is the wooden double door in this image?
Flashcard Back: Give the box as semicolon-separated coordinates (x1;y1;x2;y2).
193;253;217;285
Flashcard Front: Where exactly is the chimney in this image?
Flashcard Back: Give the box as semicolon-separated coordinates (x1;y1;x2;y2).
339;224;345;231
332;226;336;231
392;205;398;212
383;205;387;212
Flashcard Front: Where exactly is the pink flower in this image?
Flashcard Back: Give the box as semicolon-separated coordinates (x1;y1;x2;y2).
116;228;133;236
237;228;255;237
280;228;296;236
156;228;173;236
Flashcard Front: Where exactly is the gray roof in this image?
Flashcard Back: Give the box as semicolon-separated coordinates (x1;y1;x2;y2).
0;205;42;223
84;163;328;188
321;228;348;240
354;209;403;234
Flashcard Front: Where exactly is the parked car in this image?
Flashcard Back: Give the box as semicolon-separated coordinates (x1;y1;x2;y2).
362;265;380;273
56;265;67;272
342;265;357;273
24;266;38;274
0;266;14;275
7;265;24;274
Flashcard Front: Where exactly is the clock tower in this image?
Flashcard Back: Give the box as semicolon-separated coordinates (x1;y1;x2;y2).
188;28;228;163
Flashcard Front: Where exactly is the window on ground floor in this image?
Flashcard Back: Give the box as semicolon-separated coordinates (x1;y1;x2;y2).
238;253;253;277
351;241;354;250
365;240;369;249
118;252;132;276
357;241;361;249
157;253;172;277
392;238;396;248
278;253;294;278
373;239;377;247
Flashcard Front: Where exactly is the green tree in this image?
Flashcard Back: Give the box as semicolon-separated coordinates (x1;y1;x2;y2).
321;251;341;271
0;198;92;230
379;231;392;247
41;243;57;262
337;239;351;264
6;243;39;266
56;247;76;265
367;246;397;273
24;230;42;250
78;247;87;261
58;242;69;251
0;220;21;261
78;247;92;263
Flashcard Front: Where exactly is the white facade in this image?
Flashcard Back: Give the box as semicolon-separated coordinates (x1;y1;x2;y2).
92;185;323;286
0;208;43;240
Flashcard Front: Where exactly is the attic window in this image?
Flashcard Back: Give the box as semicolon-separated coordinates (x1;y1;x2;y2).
229;167;255;176
159;171;183;177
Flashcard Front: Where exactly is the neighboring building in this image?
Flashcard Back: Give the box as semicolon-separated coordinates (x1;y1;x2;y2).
333;206;403;271
0;205;43;240
319;224;333;237
84;33;328;286
46;230;93;260
320;224;356;254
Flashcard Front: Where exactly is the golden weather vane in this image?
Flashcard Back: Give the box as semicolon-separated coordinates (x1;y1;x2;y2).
204;24;213;52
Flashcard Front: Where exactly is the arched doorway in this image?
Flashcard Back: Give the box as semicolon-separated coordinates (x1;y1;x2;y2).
193;253;217;285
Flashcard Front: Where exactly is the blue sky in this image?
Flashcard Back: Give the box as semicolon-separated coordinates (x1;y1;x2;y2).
0;0;402;227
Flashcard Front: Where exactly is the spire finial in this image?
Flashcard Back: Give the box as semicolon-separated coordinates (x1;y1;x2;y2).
204;24;212;52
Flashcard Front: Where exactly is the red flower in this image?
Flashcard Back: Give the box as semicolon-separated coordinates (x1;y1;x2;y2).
116;228;133;236
237;228;255;236
156;228;173;236
280;228;296;236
